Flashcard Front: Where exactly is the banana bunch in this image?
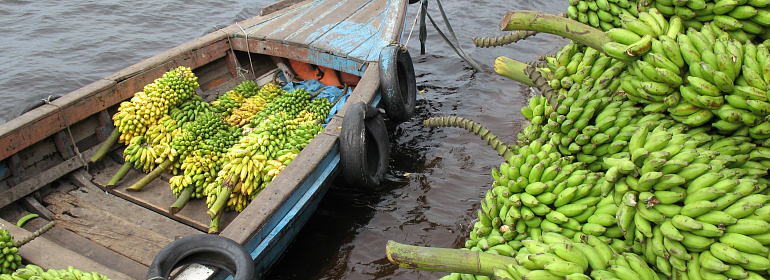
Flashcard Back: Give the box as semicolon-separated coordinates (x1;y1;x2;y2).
112;66;198;144
446;232;659;280
225;95;267;128
0;230;21;275
566;0;645;31
652;0;770;41
170;95;216;125
304;97;333;121
4;264;110;280
168;111;241;197
256;82;284;103
210;80;260;117
120;135;161;173
234;80;258;98
247;88;312;128
543;41;627;95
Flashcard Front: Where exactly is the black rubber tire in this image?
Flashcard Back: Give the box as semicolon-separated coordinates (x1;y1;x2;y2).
379;45;417;123
146;234;255;280
340;102;390;190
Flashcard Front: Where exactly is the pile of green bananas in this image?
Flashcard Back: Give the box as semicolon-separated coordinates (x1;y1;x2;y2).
0;230;21;275
256;82;284;103
399;6;770;279
112;66;198;144
3;265;110;280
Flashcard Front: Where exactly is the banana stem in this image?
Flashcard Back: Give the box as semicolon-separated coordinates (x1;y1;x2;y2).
126;159;174;191
423;116;515;161
14;220;56;247
90;129;121;163
499;10;611;54
170;185;194;214
209;211;223;234
207;175;236;219
524;65;559;106
107;161;134;189
385;240;515;277
494;56;537;87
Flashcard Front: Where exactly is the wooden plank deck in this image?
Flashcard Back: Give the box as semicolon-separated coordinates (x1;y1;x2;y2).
90;158;238;232
233;0;408;68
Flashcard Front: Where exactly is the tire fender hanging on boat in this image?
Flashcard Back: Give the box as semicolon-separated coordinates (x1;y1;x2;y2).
146;234;255;280
378;45;417;123
340;102;389;190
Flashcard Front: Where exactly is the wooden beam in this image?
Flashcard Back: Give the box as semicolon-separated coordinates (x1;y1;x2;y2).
0;143;98;209
53;131;76;159
0;217;133;280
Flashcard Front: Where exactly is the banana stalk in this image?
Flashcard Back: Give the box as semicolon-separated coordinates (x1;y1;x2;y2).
499;10;612;56
170;185;194;214
126;159;174;191
423;116;515;161
385;240;515;277
13;220;56;248
207;175;237;219
209;211;223;234
494;56;537;87
90;129;121;163
107;161;133;189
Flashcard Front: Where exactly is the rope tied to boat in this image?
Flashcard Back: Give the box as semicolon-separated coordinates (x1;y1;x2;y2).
42;96;89;172
215;25;256;81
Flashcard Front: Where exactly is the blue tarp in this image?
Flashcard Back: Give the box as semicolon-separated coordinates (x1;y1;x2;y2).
283;80;351;124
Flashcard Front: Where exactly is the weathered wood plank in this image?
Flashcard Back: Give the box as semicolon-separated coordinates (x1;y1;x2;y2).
304;0;383;56
261;0;307;16
243;0;324;41
43;191;171;266
0;143;97;209
272;0;369;46
0;217;133;280
68;169;202;240
90;158;237;232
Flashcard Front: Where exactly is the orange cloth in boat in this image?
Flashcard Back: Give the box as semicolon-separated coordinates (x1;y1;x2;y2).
318;66;343;88
289;59;322;81
340;71;360;86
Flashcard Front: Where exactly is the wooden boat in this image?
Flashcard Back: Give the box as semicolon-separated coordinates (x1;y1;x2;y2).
0;0;417;279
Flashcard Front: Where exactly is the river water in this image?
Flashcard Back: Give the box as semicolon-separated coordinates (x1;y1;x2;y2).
0;0;568;279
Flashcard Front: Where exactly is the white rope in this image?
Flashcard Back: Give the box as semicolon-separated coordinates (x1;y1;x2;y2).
404;2;423;51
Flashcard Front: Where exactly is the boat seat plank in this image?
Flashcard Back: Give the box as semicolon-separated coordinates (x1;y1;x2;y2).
273;0;374;48
0;217;133;280
262;0;352;44
90;159;237;232
307;0;389;59
68;170;202;240
243;0;326;41
43;191;171;267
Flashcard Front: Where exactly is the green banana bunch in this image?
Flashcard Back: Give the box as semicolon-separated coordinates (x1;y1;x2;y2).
0;230;21;275
170;95;216;125
5;264;111;280
211;80;261;117
247;88;312;128
566;0;647;31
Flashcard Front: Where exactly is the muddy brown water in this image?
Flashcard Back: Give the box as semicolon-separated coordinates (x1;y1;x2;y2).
1;0;569;279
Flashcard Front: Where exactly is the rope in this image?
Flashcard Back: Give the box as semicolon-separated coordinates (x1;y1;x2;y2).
216;25;256;80
403;0;422;50
423;0;485;73
43;96;88;172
